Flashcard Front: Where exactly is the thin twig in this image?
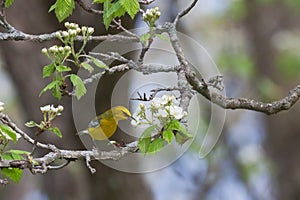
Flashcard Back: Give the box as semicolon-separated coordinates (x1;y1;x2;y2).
75;0;103;15
174;0;199;25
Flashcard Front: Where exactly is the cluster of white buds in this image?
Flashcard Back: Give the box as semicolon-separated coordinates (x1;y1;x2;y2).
40;104;64;114
81;26;94;35
55;22;94;39
40;104;64;123
42;45;71;56
0;101;4;112
142;7;161;26
131;94;187;126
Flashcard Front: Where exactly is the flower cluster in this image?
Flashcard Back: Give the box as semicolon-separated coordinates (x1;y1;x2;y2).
56;22;94;39
131;94;187;126
0;101;4;112
142;7;161;27
41;45;71;63
40;104;64;121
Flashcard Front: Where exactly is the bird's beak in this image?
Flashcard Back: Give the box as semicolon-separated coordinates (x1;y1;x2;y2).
129;115;136;121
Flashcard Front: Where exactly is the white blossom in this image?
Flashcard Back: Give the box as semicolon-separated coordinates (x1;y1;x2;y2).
156;109;168;118
51;105;59;113
87;27;94;34
131;118;140;126
150;101;161;110
40;105;51;112
58;105;64;112
169;105;185;119
131;113;141;126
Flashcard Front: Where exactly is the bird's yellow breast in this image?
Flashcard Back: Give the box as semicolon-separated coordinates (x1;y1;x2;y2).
88;118;117;140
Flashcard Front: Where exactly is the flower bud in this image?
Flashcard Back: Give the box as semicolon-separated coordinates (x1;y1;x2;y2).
68;29;77;36
64;22;70;28
64;46;71;52
58;105;64;112
58;46;64;52
81;26;87;33
55;31;62;38
49;45;58;53
62;31;69;37
87;27;94;34
41;48;48;55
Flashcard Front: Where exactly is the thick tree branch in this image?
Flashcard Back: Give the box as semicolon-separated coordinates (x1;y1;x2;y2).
186;73;300;115
0;30;138;42
0;113;138;173
0;144;138;173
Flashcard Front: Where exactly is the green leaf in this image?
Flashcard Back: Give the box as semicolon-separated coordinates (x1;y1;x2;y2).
49;3;56;12
155;33;169;41
7;150;30;156
81;62;94;73
107;1;123;17
175;131;192;145
56;65;71;72
90;57;109;69
48;127;62;138
43;63;56;78
167;119;192;145
0;124;17;143
119;0;140;19
25;121;39;128
1;168;22;183
138;125;156;154
53;82;62;100
9;152;23;160
4;0;14;8
147;138;165;154
162;130;174;144
103;0;113;30
39;80;60;97
1;153;23;183
112;6;126;18
70;74;87;100
52;0;75;22
140;33;151;46
1;153;13;160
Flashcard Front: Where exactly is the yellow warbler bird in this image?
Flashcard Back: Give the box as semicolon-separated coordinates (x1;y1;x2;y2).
78;106;134;140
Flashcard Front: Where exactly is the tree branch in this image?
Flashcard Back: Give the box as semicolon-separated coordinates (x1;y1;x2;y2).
0;113;138;173
174;0;199;24
0;144;138;173
186;72;300;115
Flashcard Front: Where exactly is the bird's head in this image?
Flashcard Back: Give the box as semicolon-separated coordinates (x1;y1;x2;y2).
111;106;135;122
